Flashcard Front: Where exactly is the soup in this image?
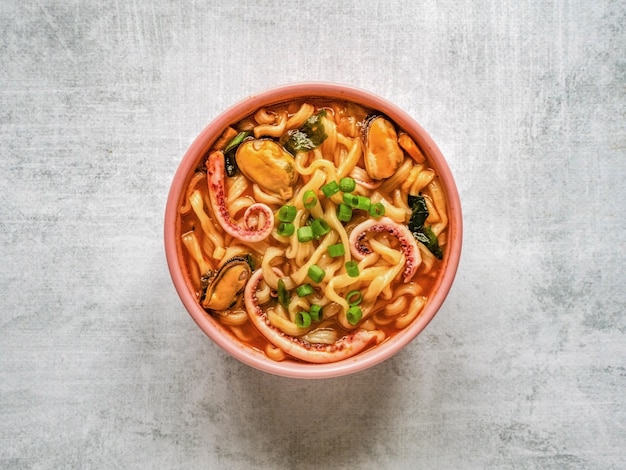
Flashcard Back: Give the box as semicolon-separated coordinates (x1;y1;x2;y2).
177;98;448;363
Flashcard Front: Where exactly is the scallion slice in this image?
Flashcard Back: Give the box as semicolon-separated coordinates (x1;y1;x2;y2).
277;222;295;237
277;279;290;308
321;181;340;198
347;306;363;325
309;305;322;322
355;195;371;211
303;190;317;209
369;202;385;218
336;203;353;222
297;225;314;242
346;290;363;306
296;284;314;297
327;243;345;258
307;264;326;283
345;260;359;277
278;205;297;222
311;218;330;238
296;311;312;328
339;177;356;193
343;193;359;207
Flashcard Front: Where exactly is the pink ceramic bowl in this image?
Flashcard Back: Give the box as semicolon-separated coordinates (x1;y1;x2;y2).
164;82;462;379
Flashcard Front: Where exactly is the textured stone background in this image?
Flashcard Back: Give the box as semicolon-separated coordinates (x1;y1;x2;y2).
1;1;624;468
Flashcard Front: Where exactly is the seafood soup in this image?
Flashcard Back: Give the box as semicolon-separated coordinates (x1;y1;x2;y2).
177;98;449;364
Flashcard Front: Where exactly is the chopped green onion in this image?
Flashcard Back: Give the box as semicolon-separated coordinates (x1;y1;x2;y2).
296;311;312;328
340;193;371;212
347;306;363;325
369;202;385;218
355;195;371;211
277;222;295;237
223;131;250;154
278;205;297;222
309;304;322;322
296;284;314;297
343;193;359;207
277;279;290;308
345;260;360;277
339;177;356;192
336;203;353;222
307;264;326;284
311;218;330;238
346;290;363;306
327;243;345;258
309;305;322;322
321;181;340;198
297;225;314;242
303;190;317;209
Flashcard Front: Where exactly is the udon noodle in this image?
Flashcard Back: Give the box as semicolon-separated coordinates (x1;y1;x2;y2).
178;98;448;363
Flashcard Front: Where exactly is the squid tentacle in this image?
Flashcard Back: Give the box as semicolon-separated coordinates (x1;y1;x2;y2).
348;216;421;281
244;270;384;364
207;151;274;242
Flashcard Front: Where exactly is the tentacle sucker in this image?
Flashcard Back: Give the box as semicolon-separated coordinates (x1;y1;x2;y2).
207;151;274;242
244;270;385;363
348;216;421;282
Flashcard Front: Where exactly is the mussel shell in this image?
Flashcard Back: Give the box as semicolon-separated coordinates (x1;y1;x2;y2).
201;256;252;312
235;139;296;200
362;115;404;180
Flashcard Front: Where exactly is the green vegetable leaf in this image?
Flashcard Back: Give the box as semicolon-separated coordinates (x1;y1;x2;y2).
224;131;250;154
277;279;290;308
414;226;443;260
223;131;250;177
407;195;443;259
282;110;328;154
407;195;429;233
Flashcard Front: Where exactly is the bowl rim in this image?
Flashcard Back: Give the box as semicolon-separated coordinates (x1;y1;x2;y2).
164;81;463;379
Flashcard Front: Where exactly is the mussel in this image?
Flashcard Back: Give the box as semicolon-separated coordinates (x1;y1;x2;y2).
235;139;297;200
200;256;252;312
362;115;404;180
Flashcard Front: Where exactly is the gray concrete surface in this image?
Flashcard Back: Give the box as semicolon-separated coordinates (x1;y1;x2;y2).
1;1;624;468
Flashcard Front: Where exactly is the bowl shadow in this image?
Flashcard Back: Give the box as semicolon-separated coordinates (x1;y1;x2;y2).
208;349;419;469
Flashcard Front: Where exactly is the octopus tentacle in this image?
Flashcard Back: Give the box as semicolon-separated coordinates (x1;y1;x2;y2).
207;151;274;242
244;270;384;364
348;216;421;281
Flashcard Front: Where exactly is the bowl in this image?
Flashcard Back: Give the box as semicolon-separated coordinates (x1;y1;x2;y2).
164;82;462;379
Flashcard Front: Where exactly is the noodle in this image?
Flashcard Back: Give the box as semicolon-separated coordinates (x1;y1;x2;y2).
220;310;248;326
189;190;224;258
395;296;426;329
428;180;448;236
254;108;275;125
182;231;211;274
254;110;288;138
362;255;405;303
180;172;207;214
268;307;310;336
285;103;315;130
260;247;286;290
410;167;436;195
265;344;286;361
335;134;361;178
